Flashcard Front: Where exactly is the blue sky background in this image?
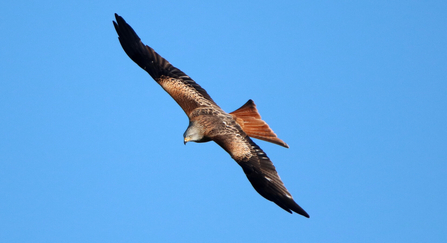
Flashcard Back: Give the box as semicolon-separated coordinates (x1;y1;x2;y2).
1;1;446;242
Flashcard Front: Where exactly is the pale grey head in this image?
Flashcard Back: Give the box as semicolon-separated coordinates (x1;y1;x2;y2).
183;121;211;144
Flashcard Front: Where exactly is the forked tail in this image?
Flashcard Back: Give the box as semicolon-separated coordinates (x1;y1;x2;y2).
230;100;289;148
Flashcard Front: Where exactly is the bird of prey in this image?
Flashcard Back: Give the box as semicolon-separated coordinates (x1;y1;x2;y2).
113;13;309;218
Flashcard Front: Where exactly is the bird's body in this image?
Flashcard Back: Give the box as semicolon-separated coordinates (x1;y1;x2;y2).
113;14;309;217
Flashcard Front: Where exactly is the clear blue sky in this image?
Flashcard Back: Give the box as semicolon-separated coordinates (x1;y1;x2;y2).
1;1;446;242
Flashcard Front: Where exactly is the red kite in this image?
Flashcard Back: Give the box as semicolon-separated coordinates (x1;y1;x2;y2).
113;14;309;217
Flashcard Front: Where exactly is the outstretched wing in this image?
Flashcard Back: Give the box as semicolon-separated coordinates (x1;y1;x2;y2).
113;14;219;117
213;133;309;217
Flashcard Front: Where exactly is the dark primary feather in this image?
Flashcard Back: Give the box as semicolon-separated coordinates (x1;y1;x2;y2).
245;139;309;217
113;13;216;104
214;134;309;217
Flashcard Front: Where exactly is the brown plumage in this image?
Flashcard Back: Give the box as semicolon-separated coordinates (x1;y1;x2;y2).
113;14;309;217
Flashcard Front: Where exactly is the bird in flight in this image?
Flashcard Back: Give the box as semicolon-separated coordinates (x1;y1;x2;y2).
113;13;309;217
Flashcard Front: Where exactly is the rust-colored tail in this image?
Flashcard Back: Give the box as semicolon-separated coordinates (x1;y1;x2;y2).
230;100;289;148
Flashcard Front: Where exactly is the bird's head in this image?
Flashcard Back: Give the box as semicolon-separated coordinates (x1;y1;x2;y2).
183;121;210;144
184;121;204;144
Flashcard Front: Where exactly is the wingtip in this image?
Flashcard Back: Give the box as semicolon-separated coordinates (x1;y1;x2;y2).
113;13;127;28
280;196;310;218
290;202;310;218
274;196;309;217
292;205;310;218
300;211;310;218
278;202;309;217
112;13;122;32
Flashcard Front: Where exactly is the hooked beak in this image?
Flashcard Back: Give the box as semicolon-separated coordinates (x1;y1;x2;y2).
184;137;191;145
